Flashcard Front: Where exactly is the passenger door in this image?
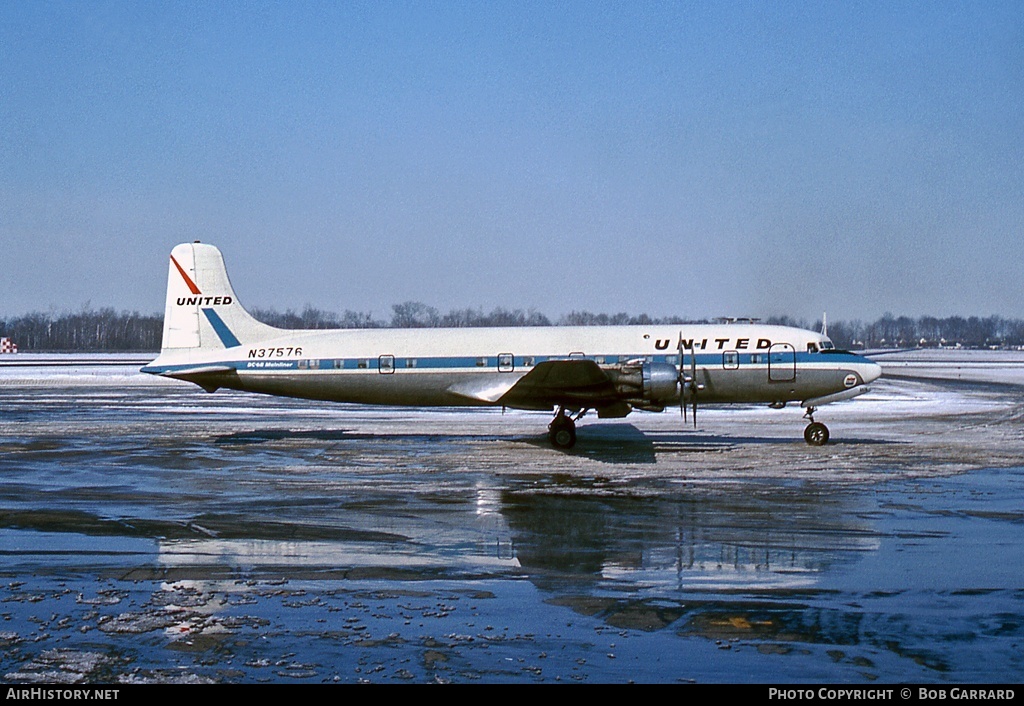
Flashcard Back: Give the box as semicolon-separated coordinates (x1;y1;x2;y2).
768;343;796;382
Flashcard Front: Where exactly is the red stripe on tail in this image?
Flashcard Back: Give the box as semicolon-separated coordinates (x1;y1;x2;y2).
170;255;201;295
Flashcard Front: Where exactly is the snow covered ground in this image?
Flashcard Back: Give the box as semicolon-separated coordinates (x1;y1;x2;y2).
0;352;158;385
3;349;1023;481
2;350;1023;683
871;347;1024;386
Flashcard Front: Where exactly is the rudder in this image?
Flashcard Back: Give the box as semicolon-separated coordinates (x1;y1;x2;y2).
159;242;280;352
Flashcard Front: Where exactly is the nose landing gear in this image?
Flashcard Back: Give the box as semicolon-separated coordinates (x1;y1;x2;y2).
802;406;830;446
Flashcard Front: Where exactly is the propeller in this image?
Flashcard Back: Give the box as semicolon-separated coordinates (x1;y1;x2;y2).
678;336;699;429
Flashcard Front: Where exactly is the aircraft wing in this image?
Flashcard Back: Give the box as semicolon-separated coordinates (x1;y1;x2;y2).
446;376;522;404
497;359;619;410
446;360;618;409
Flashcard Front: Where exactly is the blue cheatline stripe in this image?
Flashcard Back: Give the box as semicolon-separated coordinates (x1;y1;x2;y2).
202;308;242;348
144;351;871;376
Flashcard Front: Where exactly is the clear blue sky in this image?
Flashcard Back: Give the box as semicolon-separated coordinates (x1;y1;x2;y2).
2;1;1021;323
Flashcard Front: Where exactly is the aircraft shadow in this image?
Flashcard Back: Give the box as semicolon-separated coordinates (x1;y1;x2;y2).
517;423;733;464
518;423;660;464
646;432;894;447
212;426;892;460
522;424;894;464
214;429;374;445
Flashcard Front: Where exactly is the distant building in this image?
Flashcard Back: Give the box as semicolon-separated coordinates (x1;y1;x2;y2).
0;337;18;354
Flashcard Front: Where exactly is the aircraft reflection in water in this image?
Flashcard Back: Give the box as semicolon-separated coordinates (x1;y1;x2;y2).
495;487;890;649
151;484;875;584
498;485;879;591
152;483;879;631
143;243;881;448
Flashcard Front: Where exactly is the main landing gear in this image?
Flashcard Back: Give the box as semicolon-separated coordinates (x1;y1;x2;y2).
802;405;830;446
548;407;582;449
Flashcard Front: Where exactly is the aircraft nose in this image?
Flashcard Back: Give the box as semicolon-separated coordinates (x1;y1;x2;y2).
861;357;882;384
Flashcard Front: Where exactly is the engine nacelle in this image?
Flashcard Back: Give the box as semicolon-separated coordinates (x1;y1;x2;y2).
643;361;681;403
608;361;680;406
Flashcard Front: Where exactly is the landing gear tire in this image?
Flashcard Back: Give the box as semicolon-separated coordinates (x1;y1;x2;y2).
548;416;577;450
804;421;830;446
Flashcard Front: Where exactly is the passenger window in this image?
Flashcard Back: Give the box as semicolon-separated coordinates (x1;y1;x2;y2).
379;355;395;374
723;351;739;369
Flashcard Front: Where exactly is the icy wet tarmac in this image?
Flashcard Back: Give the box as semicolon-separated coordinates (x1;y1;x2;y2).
1;353;1023;683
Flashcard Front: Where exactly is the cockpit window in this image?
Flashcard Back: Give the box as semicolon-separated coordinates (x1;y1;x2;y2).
807;342;819;353
820;340;835;350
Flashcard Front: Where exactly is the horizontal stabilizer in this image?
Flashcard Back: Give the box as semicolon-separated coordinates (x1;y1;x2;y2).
141;364;235;377
143;363;237;394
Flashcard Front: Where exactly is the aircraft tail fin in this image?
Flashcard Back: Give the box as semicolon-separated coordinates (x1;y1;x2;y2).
158;242;280;353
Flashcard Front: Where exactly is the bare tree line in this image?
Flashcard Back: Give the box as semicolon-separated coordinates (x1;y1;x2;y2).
2;303;1023;352
765;313;1024;350
0;308;163;352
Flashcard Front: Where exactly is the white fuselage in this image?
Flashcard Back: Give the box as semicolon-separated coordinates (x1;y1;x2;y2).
145;323;881;409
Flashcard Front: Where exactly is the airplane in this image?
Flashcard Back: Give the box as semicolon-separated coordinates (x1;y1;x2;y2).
142;242;882;449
